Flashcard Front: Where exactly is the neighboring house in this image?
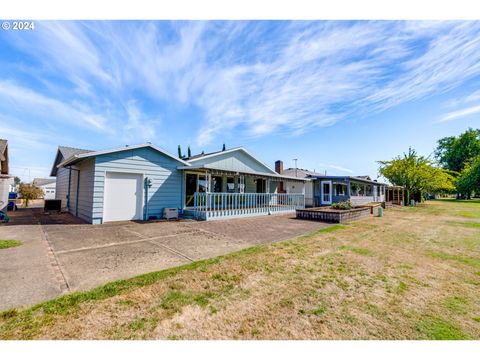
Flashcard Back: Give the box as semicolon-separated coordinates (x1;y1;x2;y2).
32;178;57;199
50;144;305;224
278;162;387;207
0;139;10;212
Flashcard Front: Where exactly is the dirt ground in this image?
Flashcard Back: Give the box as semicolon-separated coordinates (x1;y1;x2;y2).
1;199;479;340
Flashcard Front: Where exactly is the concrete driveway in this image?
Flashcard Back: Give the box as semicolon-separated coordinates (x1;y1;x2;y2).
0;208;330;310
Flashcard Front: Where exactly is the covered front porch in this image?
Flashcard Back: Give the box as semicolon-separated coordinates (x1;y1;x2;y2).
313;176;386;206
179;166;305;220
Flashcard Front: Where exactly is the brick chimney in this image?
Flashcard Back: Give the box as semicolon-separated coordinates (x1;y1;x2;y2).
275;160;283;174
275;160;285;193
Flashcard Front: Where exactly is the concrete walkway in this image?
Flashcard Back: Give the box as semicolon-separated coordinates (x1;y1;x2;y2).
0;209;330;311
0;209;64;311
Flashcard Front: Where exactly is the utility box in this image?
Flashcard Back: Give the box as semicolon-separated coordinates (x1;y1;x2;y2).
163;208;178;220
44;199;62;212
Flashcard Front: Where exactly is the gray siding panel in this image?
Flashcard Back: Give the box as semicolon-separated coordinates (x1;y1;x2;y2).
92;147;183;224
75;158;95;223
55;167;70;210
55;158;95;222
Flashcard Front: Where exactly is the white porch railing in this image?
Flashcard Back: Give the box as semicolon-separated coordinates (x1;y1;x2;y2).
192;192;305;220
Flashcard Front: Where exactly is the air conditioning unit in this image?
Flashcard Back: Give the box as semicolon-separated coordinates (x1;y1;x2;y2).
163;208;179;220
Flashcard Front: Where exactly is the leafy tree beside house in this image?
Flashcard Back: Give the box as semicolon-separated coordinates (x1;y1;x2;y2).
435;128;480;198
18;183;43;207
378;148;455;205
456;156;480;198
435;128;480;173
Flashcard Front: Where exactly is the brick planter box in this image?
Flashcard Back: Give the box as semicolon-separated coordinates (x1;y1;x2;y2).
296;206;372;223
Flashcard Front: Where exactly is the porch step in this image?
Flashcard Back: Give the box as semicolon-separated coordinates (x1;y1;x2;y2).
181;209;196;219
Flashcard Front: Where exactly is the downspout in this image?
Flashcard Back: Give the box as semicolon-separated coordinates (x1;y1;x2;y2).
75;169;80;217
67;167;72;209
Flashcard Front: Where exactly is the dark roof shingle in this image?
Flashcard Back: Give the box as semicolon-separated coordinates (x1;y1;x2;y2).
58;146;92;160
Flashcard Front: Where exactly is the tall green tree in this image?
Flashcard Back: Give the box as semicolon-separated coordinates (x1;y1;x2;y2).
435;128;480;173
177;145;182;158
187;146;191;158
456;156;480;198
379;148;455;204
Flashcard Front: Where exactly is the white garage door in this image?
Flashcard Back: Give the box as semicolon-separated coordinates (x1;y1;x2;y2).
103;172;143;222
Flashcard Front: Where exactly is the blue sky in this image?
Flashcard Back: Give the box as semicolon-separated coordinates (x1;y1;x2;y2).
0;20;479;181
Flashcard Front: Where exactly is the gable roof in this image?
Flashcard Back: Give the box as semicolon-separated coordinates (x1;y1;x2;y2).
57;143;191;169
282;168;324;178
58;146;92;160
33;178;56;186
50;146;93;176
185;149;224;161
186;147;277;175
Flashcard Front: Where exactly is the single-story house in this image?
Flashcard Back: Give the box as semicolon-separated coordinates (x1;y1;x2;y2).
50;144;306;224
0;139;11;212
32;178;57;200
278;162;387;207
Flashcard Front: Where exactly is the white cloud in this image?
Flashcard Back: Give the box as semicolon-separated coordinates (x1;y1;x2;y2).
440;104;480;122
122;100;160;143
316;162;355;174
0;80;108;131
4;20;480;148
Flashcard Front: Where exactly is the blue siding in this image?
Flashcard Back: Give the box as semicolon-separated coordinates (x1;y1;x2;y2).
91;147;184;224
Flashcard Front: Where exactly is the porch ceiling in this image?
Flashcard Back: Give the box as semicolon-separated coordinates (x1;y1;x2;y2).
177;165;306;182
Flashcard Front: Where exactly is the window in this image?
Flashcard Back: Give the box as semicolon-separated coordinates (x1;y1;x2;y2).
226;177;235;193
212;176;222;192
365;185;372;196
334;183;347;196
350;183;360;196
198;175;207;193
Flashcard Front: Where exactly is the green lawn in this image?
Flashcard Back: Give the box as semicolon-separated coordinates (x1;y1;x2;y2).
0;240;22;250
1;199;479;340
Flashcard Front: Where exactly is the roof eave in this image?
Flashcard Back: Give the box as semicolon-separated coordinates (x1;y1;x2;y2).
176;165;305;181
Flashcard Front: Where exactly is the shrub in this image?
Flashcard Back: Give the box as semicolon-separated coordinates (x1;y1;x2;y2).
331;201;353;210
18;183;43;207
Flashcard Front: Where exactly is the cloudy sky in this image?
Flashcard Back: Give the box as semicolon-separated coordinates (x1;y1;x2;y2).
1;20;479;181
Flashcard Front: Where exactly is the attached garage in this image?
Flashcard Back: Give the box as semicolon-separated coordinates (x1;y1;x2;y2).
51;144;190;224
103;172;143;222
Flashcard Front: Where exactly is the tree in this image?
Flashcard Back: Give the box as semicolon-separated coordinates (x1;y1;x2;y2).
435;128;480;173
456;157;480;198
378;148;455;204
222;143;226;151
177;145;182;158
187;146;191;158
14;176;21;186
18;183;43;207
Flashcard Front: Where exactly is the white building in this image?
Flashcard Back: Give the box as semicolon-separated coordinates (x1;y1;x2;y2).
32;178;57;200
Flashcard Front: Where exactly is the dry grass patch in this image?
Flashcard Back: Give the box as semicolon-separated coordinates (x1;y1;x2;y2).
1;199;480;339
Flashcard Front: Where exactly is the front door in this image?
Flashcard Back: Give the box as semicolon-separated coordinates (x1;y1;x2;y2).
185;173;197;207
320;180;332;205
256;178;266;193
